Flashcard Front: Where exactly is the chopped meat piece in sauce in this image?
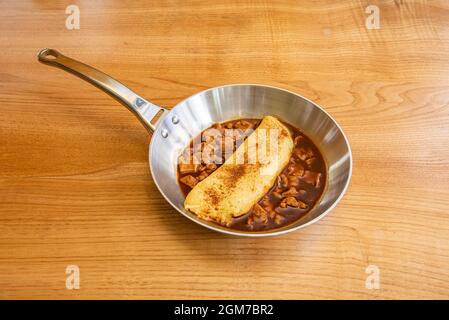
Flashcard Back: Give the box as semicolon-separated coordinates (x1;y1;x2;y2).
282;187;299;197
233;120;254;130
260;196;273;212
294;135;304;145
294;147;314;161
224;122;234;129
305;157;316;166
253;203;268;224
287;163;304;176
287;175;301;187
280;197;308;209
180;175;198;189
198;171;209;181
303;171;322;187
274;214;285;225
179;163;200;174
280;196;298;208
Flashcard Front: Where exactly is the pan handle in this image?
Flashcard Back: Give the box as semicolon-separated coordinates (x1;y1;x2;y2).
37;48;165;133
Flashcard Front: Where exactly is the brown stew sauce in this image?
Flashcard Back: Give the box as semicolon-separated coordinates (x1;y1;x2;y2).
177;118;326;231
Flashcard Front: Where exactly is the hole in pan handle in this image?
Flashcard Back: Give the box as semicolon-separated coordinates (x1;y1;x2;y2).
37;48;167;132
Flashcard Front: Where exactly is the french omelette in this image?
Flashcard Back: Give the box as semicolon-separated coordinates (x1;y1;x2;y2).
184;116;294;225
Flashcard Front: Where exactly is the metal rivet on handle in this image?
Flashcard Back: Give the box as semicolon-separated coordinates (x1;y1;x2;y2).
134;98;146;108
161;128;168;138
171;115;179;124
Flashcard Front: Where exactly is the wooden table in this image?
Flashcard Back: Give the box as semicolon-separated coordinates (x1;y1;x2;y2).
1;0;448;299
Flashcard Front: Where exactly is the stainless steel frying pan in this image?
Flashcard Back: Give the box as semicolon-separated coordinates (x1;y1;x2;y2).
37;48;352;237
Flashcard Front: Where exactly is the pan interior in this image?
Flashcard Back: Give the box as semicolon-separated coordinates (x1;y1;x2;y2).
149;84;352;236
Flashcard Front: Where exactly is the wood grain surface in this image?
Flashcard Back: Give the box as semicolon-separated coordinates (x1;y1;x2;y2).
1;0;449;299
